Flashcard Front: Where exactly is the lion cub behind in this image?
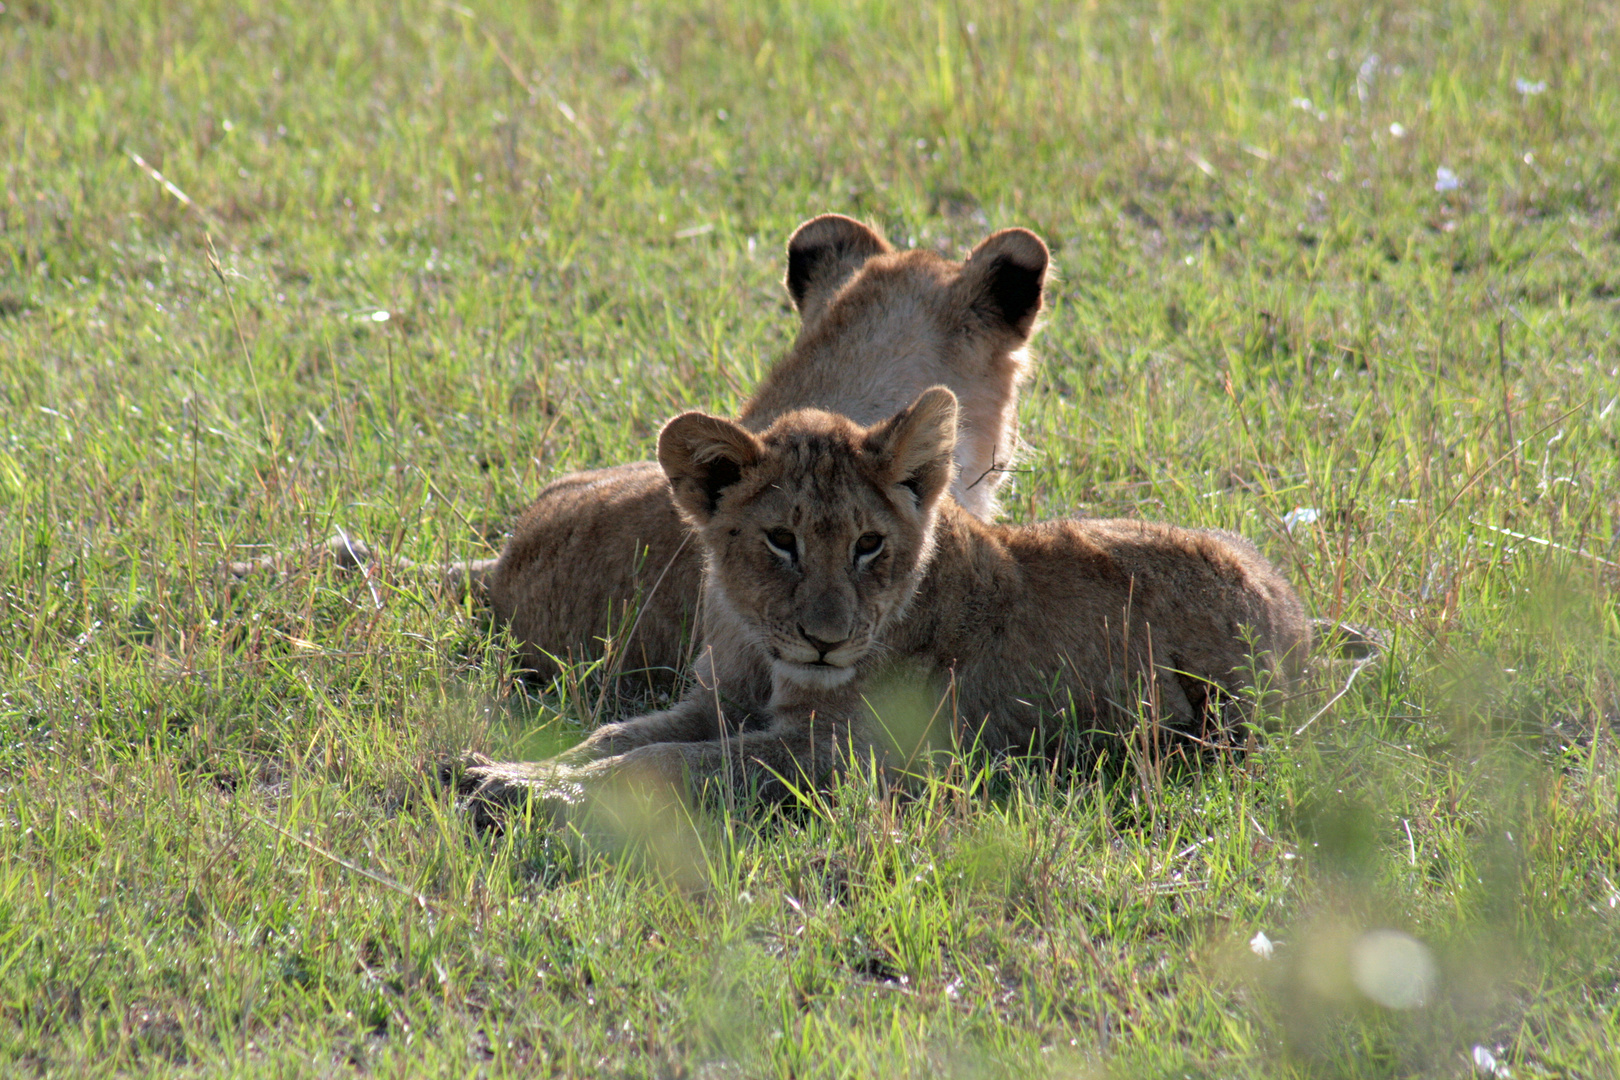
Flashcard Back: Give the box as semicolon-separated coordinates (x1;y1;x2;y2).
488;216;1050;684
461;388;1310;812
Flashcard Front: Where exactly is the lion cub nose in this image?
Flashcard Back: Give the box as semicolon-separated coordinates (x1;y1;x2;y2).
797;625;849;657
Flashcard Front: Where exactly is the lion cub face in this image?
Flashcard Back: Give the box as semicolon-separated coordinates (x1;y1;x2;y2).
659;388;960;689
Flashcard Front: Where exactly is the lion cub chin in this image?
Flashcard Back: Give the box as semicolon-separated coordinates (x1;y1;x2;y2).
459;388;1312;820
487;215;1050;686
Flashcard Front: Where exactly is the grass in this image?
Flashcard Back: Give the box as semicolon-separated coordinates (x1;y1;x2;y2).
3;0;1619;1074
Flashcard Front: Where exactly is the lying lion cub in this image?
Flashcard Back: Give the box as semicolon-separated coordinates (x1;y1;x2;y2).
489;216;1050;682
460;387;1310;814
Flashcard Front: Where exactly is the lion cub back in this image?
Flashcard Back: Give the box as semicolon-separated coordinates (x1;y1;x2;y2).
902;509;1312;751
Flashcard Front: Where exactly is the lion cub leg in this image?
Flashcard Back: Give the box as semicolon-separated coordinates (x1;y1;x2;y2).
552;636;774;764
574;684;876;804
570;707;857;804
551;694;729;766
457;706;845;822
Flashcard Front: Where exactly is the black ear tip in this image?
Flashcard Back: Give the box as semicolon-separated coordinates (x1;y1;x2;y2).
987;257;1045;327
700;456;743;514
968;228;1049;333
784;214;891;310
785;246;819;305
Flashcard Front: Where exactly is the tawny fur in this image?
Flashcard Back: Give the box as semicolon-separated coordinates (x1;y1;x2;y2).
460;388;1311;817
487;216;1049;682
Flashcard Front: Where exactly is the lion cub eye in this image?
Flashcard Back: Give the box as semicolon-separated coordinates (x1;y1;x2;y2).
853;533;885;562
764;528;798;560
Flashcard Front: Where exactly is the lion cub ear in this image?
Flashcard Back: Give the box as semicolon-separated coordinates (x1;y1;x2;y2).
658;412;764;524
958;227;1049;340
863;387;959;510
785;214;893;322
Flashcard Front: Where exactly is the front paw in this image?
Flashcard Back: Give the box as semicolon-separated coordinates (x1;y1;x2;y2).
449;752;587;831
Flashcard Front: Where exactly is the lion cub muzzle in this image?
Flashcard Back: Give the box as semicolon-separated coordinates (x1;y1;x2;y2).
775;625;864;688
769;550;870;687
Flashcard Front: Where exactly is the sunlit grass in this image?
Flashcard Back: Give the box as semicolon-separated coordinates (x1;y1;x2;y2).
3;0;1618;1075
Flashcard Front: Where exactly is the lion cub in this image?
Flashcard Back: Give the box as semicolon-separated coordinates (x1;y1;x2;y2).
488;216;1050;682
460;387;1310;811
